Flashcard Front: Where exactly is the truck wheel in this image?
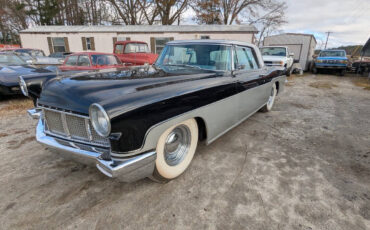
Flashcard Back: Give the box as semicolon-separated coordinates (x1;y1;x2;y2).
312;67;318;74
340;69;346;76
151;118;198;182
260;83;277;113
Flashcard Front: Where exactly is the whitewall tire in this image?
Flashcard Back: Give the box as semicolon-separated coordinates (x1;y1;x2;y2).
260;83;277;112
152;118;198;182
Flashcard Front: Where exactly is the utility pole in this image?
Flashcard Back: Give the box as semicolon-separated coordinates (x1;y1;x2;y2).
324;31;332;49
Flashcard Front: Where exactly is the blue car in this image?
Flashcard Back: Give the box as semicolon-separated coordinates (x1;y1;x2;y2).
313;50;348;76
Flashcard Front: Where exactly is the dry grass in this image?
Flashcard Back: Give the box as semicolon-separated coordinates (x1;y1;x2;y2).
309;81;338;89
352;77;370;90
0;99;34;116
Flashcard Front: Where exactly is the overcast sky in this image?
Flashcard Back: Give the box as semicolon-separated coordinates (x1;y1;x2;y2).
183;0;370;48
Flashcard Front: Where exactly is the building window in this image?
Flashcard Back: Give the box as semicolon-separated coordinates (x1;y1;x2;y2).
201;35;210;39
155;37;171;54
82;37;95;51
86;38;92;50
52;37;66;52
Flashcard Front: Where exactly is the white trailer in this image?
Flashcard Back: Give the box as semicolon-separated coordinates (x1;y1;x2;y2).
263;33;317;71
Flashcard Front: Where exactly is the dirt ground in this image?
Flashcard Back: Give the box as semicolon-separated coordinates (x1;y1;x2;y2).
0;74;369;230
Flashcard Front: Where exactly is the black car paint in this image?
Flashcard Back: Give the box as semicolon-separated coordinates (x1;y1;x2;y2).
36;66;283;155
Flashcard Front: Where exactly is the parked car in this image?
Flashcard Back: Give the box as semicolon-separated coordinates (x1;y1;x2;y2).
59;52;123;71
49;52;73;59
23;40;286;182
2;48;63;66
260;46;294;76
0;52;54;97
352;38;370;76
312;49;349;76
114;41;158;66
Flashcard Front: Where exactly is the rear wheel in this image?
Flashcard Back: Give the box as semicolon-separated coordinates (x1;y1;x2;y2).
151;118;198;182
260;83;277;113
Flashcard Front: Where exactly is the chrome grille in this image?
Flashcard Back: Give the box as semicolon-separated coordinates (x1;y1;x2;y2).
43;108;110;148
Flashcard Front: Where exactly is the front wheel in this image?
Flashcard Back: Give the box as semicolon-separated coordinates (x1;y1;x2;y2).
151;118;199;182
260;83;277;113
312;67;318;74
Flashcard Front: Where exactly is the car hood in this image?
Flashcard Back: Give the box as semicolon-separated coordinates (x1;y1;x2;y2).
0;65;54;86
38;67;223;117
262;55;287;62
34;57;62;65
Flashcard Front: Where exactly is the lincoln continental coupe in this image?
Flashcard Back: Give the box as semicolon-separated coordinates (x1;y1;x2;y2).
22;40;286;182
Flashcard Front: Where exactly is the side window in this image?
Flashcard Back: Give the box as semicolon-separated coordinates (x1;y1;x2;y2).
77;55;90;66
234;46;259;70
65;55;78;66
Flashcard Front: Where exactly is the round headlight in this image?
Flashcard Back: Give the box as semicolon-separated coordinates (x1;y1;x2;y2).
89;103;111;137
19;76;28;97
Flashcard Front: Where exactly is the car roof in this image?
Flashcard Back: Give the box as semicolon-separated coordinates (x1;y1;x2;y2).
69;52;116;56
261;46;288;49
115;40;147;45
167;39;255;47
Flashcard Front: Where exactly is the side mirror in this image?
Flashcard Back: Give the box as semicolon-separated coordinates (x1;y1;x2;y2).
289;53;294;57
236;64;246;70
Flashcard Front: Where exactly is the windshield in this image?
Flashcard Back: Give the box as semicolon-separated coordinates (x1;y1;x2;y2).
124;43;150;53
0;54;27;65
156;44;232;72
91;55;121;66
260;47;287;57
320;50;346;57
17;49;45;57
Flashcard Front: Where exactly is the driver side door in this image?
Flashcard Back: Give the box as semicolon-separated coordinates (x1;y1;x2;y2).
233;45;269;120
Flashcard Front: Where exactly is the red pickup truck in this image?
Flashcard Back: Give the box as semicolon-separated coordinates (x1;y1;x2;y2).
114;41;158;66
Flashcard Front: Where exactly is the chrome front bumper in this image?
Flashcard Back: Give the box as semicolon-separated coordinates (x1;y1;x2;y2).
35;118;156;182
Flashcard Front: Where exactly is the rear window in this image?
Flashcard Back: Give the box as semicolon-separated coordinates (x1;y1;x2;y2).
91;55;121;66
124;43;150;53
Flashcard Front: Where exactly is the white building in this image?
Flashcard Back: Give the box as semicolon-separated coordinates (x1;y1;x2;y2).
19;25;258;56
263;33;317;71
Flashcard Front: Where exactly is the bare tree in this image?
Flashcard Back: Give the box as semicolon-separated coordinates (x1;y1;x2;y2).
191;0;222;24
155;0;188;25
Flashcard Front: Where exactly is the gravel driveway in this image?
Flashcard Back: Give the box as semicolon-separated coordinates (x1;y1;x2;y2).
0;74;369;230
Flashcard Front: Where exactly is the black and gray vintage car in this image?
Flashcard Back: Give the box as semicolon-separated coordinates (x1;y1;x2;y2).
0;52;55;97
23;40;286;182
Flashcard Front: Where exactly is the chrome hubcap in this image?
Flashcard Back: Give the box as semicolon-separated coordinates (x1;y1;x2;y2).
164;125;191;166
